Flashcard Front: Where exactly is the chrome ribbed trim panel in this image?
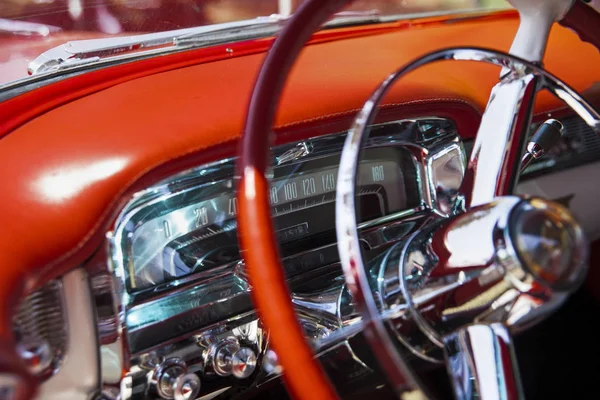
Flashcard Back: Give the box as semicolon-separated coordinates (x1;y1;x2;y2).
13;280;67;378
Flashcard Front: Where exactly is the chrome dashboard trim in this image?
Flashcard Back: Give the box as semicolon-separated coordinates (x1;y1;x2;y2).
13;279;67;380
0;9;506;99
110;117;456;301
100;117;464;400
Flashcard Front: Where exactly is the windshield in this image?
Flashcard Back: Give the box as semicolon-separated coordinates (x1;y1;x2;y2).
0;0;509;87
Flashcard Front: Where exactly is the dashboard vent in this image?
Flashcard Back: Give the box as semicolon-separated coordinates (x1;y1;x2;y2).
563;116;600;156
523;115;600;177
13;280;67;378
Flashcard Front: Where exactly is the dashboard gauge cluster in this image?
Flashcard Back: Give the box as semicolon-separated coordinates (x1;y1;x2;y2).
105;118;465;400
104;117;466;400
122;146;416;292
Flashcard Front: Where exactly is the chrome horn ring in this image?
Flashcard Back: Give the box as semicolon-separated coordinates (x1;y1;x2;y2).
336;47;598;398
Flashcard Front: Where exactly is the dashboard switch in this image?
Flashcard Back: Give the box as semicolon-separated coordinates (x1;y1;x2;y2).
154;358;200;400
173;373;201;400
209;339;257;379
212;339;240;376
231;347;257;379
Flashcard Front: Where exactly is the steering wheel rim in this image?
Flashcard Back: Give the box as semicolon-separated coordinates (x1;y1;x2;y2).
236;1;600;400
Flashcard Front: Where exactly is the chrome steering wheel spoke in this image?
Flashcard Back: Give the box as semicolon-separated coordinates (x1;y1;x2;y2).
465;71;539;207
444;323;523;400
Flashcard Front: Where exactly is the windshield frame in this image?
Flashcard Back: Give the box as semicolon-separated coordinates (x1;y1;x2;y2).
0;7;510;99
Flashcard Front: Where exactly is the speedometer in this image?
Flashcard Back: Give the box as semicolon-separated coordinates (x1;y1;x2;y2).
122;146;418;292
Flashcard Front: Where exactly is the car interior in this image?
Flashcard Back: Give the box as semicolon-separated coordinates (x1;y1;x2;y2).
1;0;600;399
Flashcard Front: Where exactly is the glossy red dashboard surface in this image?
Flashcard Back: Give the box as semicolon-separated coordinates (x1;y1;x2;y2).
0;9;600;395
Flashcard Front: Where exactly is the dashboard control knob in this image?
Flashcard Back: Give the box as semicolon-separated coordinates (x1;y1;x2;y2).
154;358;200;400
212;340;240;376
263;349;282;375
16;338;52;375
173;373;201;400
231;347;257;379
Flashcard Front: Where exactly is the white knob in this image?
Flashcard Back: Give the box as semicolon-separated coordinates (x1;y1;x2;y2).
231;347;257;379
155;358;200;400
173;373;201;400
213;341;239;376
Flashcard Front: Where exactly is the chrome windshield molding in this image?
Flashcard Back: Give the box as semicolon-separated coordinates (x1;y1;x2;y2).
28;16;289;75
24;9;497;77
0;9;512;98
27;11;394;77
444;323;523;400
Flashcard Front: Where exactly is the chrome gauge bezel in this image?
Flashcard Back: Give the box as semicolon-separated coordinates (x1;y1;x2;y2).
100;117;466;400
110;118;459;300
107;117;464;350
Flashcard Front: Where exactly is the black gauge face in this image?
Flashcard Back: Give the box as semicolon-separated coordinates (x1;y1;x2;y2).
125;147;419;292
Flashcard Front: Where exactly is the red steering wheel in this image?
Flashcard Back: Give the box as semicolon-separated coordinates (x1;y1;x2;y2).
236;1;600;399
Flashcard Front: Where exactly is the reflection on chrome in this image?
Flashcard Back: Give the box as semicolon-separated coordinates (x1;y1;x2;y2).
444;323;522;400
467;73;538;207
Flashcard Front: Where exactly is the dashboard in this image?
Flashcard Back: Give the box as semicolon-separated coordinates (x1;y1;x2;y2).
17;110;598;400
13;110;600;400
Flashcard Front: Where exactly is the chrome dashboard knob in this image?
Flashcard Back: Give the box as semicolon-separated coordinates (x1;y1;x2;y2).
154;358;200;400
212;339;240;376
231;347;257;379
16;337;52;376
208;339;258;379
173;373;201;400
